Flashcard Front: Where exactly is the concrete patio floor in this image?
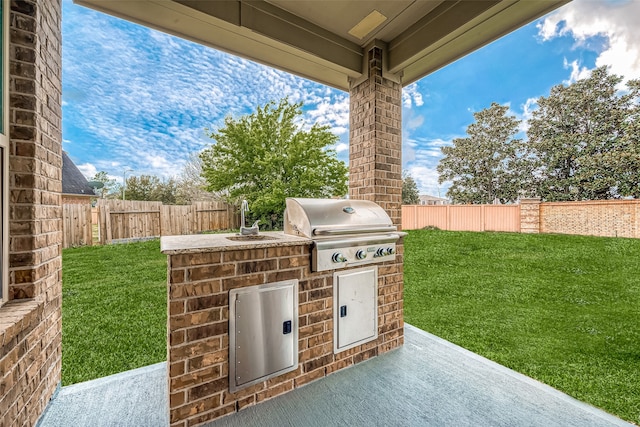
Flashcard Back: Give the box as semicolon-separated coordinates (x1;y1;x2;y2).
37;325;633;427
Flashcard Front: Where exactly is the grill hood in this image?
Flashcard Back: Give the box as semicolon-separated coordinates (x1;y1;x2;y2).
284;198;397;238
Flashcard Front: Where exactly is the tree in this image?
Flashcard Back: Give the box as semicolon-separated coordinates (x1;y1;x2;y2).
437;103;526;204
124;175;178;204
527;66;640;201
175;152;218;204
89;171;118;198
616;78;640;198
402;171;420;204
200;99;348;228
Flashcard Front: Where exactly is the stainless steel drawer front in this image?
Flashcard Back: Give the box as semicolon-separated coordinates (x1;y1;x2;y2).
334;266;378;353
229;279;299;392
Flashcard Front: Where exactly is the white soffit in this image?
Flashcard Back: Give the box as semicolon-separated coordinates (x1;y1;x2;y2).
74;0;570;91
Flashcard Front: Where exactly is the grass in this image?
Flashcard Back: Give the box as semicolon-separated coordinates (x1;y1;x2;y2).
61;239;167;385
404;230;640;425
60;232;639;424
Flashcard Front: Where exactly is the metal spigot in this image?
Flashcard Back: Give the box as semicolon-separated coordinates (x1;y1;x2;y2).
240;200;260;235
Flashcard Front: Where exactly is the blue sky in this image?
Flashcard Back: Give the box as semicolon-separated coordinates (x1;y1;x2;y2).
62;0;640;197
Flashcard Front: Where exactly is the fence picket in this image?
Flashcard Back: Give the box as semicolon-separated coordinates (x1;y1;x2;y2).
84;200;236;243
62;204;93;248
66;199;640;247
402;204;520;232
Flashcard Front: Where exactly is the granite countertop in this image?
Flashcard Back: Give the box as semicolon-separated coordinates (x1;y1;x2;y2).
160;231;311;254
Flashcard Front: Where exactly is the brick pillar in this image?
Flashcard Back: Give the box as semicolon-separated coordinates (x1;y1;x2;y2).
0;0;63;425
349;44;404;354
520;197;541;233
349;45;402;226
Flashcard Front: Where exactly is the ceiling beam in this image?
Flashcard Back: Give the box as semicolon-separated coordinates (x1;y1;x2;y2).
75;0;570;90
389;1;500;73
175;1;363;73
75;0;363;90
391;0;570;85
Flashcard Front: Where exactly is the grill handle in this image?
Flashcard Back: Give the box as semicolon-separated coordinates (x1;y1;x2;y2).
312;225;397;236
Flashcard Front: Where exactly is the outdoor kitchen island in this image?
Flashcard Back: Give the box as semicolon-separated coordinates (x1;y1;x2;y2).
161;220;405;427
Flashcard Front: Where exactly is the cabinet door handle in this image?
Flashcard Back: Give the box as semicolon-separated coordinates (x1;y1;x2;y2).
340;305;347;318
283;320;292;334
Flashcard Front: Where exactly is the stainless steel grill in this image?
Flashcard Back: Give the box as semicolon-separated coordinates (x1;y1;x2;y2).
284;198;403;271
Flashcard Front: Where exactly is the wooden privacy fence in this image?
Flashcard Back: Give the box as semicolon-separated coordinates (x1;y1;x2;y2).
62;204;93;248
63;200;238;248
96;199;238;244
402;204;521;232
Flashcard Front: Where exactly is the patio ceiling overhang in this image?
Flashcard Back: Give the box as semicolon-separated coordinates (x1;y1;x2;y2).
74;0;569;91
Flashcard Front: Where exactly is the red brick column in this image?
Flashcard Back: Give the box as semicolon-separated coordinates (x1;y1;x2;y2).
349;44;404;355
0;0;63;425
349;45;402;226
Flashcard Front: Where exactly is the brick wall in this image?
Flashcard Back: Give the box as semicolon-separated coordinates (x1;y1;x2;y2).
0;0;63;425
349;45;402;226
166;242;404;427
61;195;92;205
348;43;404;352
519;198;541;234
518;198;640;238
540;199;640;238
165;42;406;427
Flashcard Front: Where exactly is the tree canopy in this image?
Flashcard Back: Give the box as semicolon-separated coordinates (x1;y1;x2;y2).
402;171;420;204
89;171;118;198
175;152;218;204
437;103;527;204
124;175;178;204
436;67;640;203
527;67;640;201
200;99;348;228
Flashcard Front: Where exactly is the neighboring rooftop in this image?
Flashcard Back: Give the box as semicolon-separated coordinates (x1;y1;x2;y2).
62;151;96;197
419;194;449;205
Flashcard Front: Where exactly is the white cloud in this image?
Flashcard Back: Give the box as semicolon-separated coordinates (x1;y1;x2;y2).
563;58;592;84
406;164;446;198
62;2;350;180
505;99;539;134
521;98;538;120
539;0;640;81
77;163;97;180
402;135;455;198
335;143;349;153
406;115;425;131
402;83;424;108
516;97;539;133
304;95;350;135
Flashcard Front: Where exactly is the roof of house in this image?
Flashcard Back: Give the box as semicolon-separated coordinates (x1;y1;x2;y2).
419;195;448;202
62;152;96;197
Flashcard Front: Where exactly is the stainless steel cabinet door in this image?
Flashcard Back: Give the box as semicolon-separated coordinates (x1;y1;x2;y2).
230;279;298;392
334;267;378;352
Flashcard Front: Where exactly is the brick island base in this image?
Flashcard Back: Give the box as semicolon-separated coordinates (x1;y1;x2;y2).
162;232;404;427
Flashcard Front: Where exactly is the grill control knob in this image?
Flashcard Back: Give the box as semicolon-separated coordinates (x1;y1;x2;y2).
355;249;367;260
374;248;385;258
385;247;395;256
332;252;347;263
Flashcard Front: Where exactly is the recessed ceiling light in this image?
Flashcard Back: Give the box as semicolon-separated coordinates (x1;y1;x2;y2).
348;10;387;40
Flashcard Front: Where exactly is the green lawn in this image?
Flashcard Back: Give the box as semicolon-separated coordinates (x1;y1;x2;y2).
61;239;167;385
61;232;639;424
404;230;640;425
